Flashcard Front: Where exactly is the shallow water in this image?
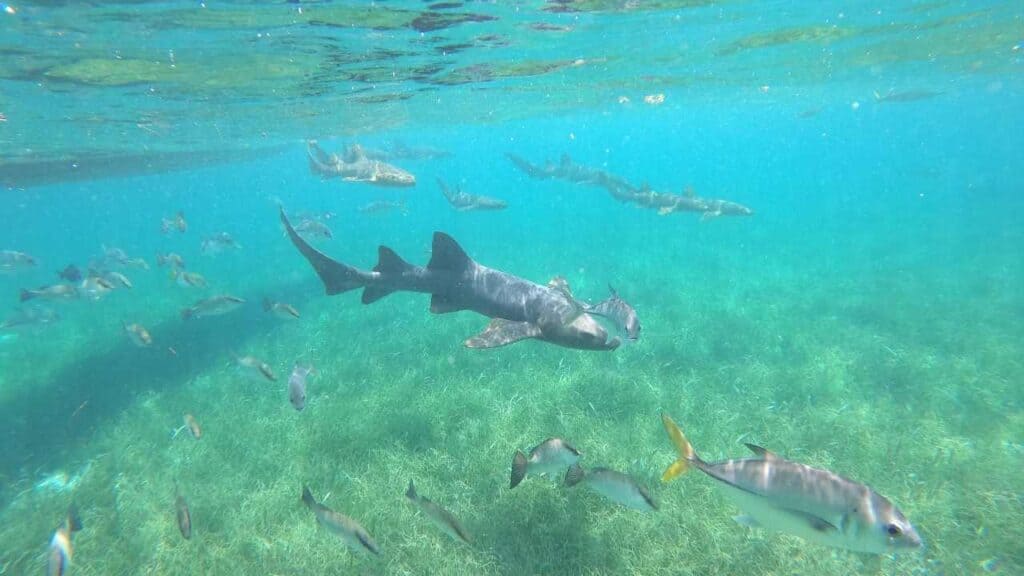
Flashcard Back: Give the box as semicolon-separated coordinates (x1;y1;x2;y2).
1;1;1022;575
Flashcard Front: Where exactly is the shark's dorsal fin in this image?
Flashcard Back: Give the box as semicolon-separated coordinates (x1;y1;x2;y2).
428;232;472;273
374;246;413;276
465;318;541;348
744;443;779;460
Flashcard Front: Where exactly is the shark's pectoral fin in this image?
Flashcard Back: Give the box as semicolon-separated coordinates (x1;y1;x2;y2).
465;319;541;348
430;293;465;314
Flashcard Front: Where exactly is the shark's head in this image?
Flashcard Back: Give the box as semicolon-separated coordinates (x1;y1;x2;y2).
540;312;621;351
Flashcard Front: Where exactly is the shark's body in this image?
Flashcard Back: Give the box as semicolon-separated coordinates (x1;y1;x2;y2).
280;208;618;351
307;141;415;187
437;178;507;211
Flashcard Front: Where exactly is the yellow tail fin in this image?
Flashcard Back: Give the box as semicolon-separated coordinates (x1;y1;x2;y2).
661;412;695;483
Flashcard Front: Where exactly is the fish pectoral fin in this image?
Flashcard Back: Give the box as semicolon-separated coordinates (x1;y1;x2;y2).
733;514;762;528
780;507;839;533
464;319;540;349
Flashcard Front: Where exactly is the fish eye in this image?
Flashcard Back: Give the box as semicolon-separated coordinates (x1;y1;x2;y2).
886;523;902;537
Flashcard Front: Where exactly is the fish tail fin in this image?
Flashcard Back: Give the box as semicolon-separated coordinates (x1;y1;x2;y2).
405;480;417;500
661;412;699;482
280;206;372;296
19;289;33;302
301;486;317;509
67;504;83;533
509;450;528;489
563;463;586;487
180;308;193;320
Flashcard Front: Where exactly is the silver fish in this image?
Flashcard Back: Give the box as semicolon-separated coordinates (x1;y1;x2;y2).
0;249;36;272
293;218;333;240
123;322;152;347
587;285;641;341
510;437;581;488
200;232;242;255
46;505;82;576
0;305;59;331
180;295;245;319
156;252;186;269
172;269;208;288
301;486;379;555
405;480;471;544
20;283;78;303
263;298;299;320
661;413;922;554
288;364;313;410
235;355;277;382
79;276;116;301
161;211;188;234
564;465;657;511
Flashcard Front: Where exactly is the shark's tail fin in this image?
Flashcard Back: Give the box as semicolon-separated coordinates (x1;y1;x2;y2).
280;207;372;296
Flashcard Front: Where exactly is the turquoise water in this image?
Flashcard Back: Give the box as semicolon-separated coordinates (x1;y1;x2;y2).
1;1;1022;574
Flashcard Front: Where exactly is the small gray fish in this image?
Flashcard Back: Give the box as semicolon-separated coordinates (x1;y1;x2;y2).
20;283;78;303
174;483;192;540
293;218;333;240
79;276;116;301
510;437;581;489
661;413;922;554
161;211;188;234
46;505;82;576
405;480;471;544
104;271;133;289
200;232;242;255
172;269;207;288
564;464;657;511
288;364;313;410
587;285;641;341
123;322;152;347
0;249;36;272
263;298;299;320
301;486;379;555
156;252;186;269
0;305;59;331
234;355;277;382
180;295;245;320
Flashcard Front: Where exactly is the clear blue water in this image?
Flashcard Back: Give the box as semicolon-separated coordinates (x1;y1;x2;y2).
1;1;1022;574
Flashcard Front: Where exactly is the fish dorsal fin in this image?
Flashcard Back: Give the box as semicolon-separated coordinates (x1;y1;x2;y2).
744;443;779;460
374;246;412;276
464;318;541;349
427;232;472;273
547;276;572;297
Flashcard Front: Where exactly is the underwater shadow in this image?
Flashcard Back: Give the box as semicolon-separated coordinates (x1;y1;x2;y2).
0;301;287;498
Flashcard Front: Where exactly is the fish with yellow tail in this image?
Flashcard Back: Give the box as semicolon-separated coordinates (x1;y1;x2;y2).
46;505;82;576
660;413;922;554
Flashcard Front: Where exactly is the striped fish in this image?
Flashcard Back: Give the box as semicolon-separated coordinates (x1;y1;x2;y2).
661;413;922;554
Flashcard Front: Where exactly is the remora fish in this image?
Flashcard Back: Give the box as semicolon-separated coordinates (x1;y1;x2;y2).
564;465;657;511
280;207;619;351
586;285;641;341
301;486;380;555
288;364;313;410
180;295;245;319
405;480;472;544
263;298;299;320
660;413;922;554
510;437;581;488
437;177;508;212
46;505;83;576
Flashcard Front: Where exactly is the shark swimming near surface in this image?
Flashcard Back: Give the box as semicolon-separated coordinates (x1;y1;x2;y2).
508;153;753;220
279;207;619;351
306;141;416;187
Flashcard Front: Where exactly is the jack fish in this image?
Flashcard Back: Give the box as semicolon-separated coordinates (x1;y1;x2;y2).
660;413;922;554
301;486;380;555
564;464;657;511
180;295;244;320
510;437;581;488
